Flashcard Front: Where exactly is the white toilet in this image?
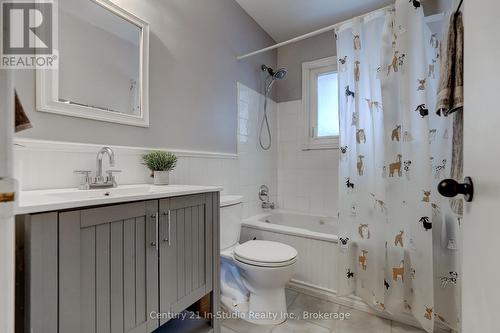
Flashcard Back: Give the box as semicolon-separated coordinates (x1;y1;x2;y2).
219;195;297;325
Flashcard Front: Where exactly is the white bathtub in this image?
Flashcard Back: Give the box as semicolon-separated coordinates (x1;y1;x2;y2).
240;210;338;293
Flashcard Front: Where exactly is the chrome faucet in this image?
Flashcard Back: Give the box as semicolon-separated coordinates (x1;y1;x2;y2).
74;147;121;189
96;147;115;183
259;185;275;209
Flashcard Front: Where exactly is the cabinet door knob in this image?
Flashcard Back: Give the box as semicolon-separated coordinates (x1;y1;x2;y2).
437;177;474;202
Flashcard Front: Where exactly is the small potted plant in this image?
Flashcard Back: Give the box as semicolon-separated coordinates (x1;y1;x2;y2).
141;151;177;185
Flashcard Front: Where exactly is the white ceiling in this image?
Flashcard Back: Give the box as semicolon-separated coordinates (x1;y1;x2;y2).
235;0;394;42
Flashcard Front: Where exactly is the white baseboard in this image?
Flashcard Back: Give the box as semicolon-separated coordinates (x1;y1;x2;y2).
287;279;452;332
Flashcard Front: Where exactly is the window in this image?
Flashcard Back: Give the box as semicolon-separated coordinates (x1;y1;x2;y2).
302;56;339;150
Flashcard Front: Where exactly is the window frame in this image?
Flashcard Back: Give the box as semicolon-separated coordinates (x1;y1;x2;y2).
301;56;339;150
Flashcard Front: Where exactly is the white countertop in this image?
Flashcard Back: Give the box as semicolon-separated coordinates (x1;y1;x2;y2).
16;184;222;215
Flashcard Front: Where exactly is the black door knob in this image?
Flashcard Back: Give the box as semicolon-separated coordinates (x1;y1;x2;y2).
437;177;474;202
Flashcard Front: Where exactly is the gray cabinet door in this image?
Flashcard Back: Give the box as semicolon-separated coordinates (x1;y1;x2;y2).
23;213;59;333
59;201;159;333
158;194;214;325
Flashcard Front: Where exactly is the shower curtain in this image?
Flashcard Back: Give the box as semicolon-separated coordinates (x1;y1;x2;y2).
336;1;460;332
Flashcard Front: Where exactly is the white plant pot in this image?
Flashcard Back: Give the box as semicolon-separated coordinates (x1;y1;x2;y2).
153;171;169;185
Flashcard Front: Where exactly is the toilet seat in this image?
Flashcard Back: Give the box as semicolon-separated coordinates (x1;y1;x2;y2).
234;256;297;268
233;240;297;268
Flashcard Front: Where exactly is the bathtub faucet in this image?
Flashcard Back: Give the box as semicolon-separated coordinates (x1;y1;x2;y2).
259;185;275;209
262;201;275;209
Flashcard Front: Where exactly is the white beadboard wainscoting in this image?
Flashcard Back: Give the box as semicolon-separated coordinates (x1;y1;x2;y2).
13;138;239;192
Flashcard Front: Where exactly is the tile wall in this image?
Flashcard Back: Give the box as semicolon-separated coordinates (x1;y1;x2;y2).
277;100;339;217
237;83;278;217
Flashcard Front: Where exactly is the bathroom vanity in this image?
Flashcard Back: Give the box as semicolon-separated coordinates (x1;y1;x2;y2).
15;185;221;333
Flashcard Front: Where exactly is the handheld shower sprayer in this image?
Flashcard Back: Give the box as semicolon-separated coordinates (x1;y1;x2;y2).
259;65;287;150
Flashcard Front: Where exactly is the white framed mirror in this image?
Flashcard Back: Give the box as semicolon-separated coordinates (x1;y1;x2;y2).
36;0;150;127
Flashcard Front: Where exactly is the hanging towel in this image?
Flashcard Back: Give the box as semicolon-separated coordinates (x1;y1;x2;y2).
449;109;463;216
436;12;463;115
436;12;464;216
15;90;32;132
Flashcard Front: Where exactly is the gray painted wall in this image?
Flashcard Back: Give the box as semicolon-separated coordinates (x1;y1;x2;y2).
276;31;336;103
15;0;276;154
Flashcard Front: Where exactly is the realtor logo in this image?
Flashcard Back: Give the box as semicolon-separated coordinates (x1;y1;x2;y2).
1;0;58;68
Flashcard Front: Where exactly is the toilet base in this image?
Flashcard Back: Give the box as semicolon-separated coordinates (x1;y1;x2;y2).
222;288;289;325
248;287;288;325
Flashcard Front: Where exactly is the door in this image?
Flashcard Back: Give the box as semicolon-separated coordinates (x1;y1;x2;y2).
59;201;159;333
0;68;15;333
158;194;214;326
462;1;500;331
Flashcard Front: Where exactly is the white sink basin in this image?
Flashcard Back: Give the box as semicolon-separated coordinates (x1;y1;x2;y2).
44;184;199;200
47;185;153;200
17;184;223;215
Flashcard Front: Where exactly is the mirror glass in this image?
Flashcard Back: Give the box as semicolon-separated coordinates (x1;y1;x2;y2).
58;0;142;116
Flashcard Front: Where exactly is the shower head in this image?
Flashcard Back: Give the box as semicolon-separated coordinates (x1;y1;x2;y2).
261;64;287;80
262;65;287;94
273;68;287;80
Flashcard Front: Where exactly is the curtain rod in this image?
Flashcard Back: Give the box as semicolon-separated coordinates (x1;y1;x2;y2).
237;4;394;60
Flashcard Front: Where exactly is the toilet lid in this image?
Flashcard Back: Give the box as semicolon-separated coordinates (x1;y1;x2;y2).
234;240;297;266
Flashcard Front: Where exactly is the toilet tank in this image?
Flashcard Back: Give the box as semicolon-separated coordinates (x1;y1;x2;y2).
220;195;243;250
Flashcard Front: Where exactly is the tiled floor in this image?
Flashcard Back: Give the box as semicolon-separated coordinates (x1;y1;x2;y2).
220;289;449;333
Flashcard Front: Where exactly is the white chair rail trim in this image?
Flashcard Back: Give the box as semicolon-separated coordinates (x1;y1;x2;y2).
13;138;239;159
